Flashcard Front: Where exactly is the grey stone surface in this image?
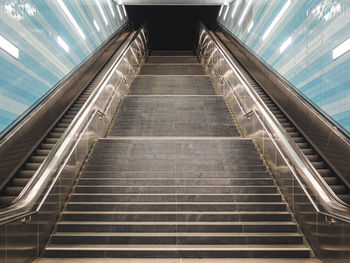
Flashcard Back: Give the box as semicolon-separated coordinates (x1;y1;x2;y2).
140;65;205;75
130;76;215;95
108;97;239;137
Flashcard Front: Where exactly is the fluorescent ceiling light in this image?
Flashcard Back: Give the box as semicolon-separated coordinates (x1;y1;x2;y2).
122;5;127;16
333;37;350;60
231;0;241;18
57;36;69;53
263;0;291;41
95;0;108;26
239;1;251;26
218;5;223;17
247;20;254;33
57;0;86;40
116;5;123;20
0;35;19;59
223;5;229;20
93;19;100;32
107;0;115;17
280;36;292;54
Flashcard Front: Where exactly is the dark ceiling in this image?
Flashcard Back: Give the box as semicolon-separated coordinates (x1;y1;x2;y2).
126;5;220;51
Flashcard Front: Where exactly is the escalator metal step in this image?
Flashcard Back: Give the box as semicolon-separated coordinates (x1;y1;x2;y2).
18;170;36;178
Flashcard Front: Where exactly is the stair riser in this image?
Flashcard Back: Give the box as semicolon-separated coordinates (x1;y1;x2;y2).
69;194;282;202
77;179;274;186
84;164;267;172
74;186;277;194
50;235;303;245
44;249;310;258
62;213;292;222
66;203;286;211
56;224;297;233
81;171;271;179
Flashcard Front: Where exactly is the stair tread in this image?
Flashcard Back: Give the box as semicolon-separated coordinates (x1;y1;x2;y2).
57;221;296;225
46;244;309;250
53;232;302;237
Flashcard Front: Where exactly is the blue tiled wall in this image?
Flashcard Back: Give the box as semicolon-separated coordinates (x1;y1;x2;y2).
0;0;127;135
218;0;350;135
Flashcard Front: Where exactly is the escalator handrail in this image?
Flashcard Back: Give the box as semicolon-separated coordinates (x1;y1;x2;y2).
0;25;148;225
198;23;350;223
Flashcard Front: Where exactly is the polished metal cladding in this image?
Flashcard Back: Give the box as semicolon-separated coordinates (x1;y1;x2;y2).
198;23;350;263
0;26;148;263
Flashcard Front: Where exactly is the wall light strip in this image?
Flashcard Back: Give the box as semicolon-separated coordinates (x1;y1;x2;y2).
218;5;224;17
231;0;241;18
122;5;127;16
57;0;86;40
116;5;123;20
95;0;108;26
280;36;292;54
0;35;19;59
93;19;100;32
57;36;69;53
333;37;350;60
262;0;291;41
238;1;251;26
247;20;254;33
223;5;229;21
107;0;115;17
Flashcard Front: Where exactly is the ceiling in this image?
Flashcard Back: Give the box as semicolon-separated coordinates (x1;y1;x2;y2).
114;0;227;5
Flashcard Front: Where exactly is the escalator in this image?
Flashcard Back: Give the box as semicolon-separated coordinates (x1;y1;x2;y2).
2;23;350;262
42;51;311;258
0;32;130;206
215;31;350;204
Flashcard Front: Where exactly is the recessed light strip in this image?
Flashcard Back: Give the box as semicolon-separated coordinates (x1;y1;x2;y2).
0;34;19;59
223;5;229;20
93;19;100;32
56;0;86;40
280;36;292;54
95;0;108;26
333;37;350;60
218;5;224;17
263;0;291;41
116;5;123;20
231;0;241;18
122;5;127;16
57;36;69;53
238;1;251;26
247;20;254;33
107;0;115;17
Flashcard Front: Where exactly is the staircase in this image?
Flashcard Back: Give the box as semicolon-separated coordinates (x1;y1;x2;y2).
44;50;311;258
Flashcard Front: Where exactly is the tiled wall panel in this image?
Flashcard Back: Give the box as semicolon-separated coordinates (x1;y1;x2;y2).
0;0;127;135
218;0;350;134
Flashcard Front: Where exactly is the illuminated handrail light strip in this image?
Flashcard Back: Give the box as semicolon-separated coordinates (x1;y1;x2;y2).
231;0;241;18
93;19;100;32
238;0;251;26
262;0;291;41
333;37;350;60
116;5;123;20
57;36;69;53
280;36;292;54
57;0;86;40
0;34;19;59
95;0;108;26
107;0;115;17
223;5;229;20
